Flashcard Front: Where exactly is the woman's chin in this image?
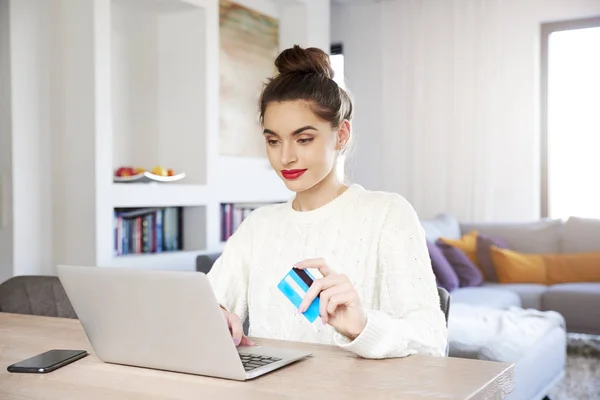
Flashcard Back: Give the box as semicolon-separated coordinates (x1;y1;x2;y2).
281;176;310;192
281;179;303;192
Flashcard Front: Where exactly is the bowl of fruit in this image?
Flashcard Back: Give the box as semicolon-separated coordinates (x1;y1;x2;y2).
113;166;185;183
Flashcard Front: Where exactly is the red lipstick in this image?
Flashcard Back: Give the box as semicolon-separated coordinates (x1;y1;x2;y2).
281;169;307;180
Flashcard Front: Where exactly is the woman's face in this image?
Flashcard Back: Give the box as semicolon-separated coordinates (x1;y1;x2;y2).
262;100;345;193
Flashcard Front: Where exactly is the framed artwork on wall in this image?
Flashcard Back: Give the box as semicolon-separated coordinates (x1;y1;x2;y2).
219;0;279;158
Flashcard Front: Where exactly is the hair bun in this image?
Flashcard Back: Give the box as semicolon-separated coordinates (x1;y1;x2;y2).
274;45;334;80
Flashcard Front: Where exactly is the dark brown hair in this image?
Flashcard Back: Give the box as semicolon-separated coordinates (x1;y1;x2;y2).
259;45;353;127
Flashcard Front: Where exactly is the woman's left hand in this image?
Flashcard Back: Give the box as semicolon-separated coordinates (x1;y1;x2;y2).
296;258;367;340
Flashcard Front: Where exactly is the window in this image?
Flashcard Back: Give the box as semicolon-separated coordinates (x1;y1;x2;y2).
541;17;600;219
330;43;345;89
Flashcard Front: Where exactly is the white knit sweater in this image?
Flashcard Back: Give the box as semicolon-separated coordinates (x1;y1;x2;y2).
207;184;448;359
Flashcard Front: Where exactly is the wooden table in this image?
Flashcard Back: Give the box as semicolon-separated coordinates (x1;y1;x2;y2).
0;313;514;399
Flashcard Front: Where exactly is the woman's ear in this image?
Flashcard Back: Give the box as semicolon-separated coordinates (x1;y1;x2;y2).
336;120;351;152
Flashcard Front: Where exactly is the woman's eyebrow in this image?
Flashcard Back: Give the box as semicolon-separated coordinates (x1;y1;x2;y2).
263;126;318;136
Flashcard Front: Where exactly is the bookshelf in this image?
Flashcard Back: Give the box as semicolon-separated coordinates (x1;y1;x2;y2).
113;206;207;255
50;0;328;272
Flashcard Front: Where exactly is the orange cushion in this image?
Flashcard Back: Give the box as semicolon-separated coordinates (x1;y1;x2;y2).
439;230;479;266
544;252;600;284
490;247;600;284
489;247;547;284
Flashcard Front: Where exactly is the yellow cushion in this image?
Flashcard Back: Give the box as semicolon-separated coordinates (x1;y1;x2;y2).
489;246;547;284
439;230;479;266
545;252;600;284
490;247;600;284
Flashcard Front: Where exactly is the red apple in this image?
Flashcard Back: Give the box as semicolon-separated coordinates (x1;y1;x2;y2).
116;167;134;177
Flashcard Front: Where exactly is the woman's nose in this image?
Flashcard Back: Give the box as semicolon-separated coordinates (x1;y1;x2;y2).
280;142;298;165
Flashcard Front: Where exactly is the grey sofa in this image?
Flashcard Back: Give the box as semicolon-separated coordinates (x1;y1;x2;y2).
421;214;600;400
424;214;600;335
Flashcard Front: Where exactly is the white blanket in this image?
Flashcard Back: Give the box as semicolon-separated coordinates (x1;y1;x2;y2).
448;304;565;363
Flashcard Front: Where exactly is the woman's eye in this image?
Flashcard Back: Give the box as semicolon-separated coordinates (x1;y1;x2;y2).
298;138;313;144
267;139;279;146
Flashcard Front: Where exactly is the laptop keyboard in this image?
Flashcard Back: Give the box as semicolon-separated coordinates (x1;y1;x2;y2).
239;353;281;372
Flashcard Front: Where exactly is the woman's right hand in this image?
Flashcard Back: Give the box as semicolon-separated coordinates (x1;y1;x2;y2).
221;308;254;347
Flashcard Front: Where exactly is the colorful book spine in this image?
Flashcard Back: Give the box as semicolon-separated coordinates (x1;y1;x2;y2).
113;207;181;256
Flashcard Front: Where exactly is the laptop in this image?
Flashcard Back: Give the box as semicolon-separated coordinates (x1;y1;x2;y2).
56;264;311;381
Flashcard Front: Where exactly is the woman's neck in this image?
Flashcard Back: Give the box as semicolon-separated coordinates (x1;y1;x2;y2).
292;172;348;212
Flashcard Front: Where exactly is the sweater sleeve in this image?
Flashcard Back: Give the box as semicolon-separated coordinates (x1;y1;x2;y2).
206;213;254;323
333;195;448;359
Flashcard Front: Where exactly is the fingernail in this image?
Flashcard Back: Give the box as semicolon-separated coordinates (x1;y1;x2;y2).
234;338;240;346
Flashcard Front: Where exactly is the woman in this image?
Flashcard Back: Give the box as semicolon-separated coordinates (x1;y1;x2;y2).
207;45;447;359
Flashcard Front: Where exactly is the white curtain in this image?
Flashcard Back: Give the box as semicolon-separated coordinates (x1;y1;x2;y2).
376;0;600;222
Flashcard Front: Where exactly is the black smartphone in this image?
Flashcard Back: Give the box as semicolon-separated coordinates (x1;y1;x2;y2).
7;349;88;373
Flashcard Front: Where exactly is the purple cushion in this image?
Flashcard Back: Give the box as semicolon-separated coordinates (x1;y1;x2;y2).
426;241;460;292
435;240;483;288
476;233;510;282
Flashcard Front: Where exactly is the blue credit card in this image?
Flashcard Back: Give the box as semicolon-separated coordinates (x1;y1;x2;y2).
277;267;321;323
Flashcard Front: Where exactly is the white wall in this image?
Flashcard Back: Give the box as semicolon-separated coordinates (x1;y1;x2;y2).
0;0;57;279
0;0;14;283
278;0;330;51
111;4;160;173
111;2;208;186
333;0;600;222
56;0;114;267
331;3;384;191
158;9;208;186
279;3;306;49
0;0;105;279
304;0;330;52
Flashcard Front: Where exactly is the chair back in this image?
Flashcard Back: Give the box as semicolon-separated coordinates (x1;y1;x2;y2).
437;286;451;326
437;286;451;356
196;253;221;274
0;275;77;318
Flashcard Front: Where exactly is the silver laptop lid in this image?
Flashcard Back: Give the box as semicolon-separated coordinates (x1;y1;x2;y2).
56;265;247;380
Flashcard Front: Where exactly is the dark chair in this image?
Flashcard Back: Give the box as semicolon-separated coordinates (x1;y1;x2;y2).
196;253;221;274
437;286;451;326
0;275;77;318
437;286;451;357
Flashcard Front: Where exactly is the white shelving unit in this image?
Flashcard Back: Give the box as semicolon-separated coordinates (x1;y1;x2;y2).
111;184;213;208
51;0;330;272
107;0;217;270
